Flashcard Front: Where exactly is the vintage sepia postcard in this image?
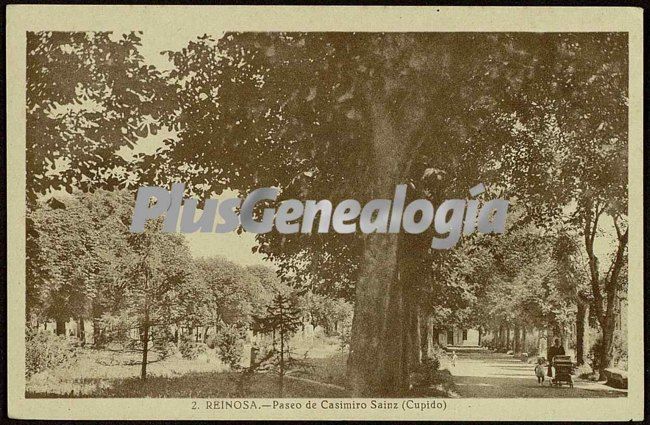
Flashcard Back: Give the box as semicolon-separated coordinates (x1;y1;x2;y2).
6;5;644;421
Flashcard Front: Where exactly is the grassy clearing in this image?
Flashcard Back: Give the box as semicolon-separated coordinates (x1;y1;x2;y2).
26;336;457;398
26;347;230;397
26;335;351;398
27;370;349;398
289;352;349;388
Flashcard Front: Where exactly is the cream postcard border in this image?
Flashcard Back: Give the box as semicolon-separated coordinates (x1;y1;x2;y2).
6;5;644;421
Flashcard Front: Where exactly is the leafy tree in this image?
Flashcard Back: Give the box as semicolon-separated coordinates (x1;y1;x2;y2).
26;31;173;202
193;257;272;339
70;206;194;379
27;31;627;394
254;292;304;397
27;193;110;335
122;221;194;380
301;293;353;336
137;32;628;395
26;31;173;339
212;324;246;369
477;33;628;377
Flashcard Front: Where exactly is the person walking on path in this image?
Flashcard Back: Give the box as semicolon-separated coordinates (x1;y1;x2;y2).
546;338;565;378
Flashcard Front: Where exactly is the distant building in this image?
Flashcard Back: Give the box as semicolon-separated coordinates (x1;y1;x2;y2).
438;327;480;346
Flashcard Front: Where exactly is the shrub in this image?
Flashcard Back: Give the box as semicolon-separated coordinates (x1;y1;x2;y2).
588;331;627;372
422;355;441;372
152;327;176;359
214;325;244;369
575;363;597;380
411;349;445;389
25;329;77;378
522;336;539;357
481;332;495;348
338;322;352;352
205;333;218;350
178;333;206;360
425;343;447;371
610;331;627;370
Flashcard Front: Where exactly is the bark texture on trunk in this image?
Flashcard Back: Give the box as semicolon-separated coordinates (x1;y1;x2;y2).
347;81;423;396
93;318;101;347
141;322;149;380
418;312;429;362
583;205;628;380
77;317;85;345
56;318;66;336
576;301;588;365
498;324;504;349
348;232;411;396
419;314;438;360
598;315;616;380
513;324;520;353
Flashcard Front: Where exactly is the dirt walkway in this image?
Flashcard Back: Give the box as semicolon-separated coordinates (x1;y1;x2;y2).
449;351;626;398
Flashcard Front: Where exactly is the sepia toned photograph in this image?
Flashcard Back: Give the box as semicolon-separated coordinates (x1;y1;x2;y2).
6;5;644;421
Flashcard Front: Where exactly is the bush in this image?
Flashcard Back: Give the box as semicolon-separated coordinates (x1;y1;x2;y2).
522;336;539;357
150;327;176;359
575;363;598;380
411;357;438;388
422;355;440;372
205;333;218;350
411;347;446;390
611;331;628;370
178;333;206;360
588;330;627;372
426;344;448;370
213;325;244;369
25;329;77;378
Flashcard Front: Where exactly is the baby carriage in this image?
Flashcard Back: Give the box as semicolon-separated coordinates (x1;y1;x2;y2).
550;355;574;388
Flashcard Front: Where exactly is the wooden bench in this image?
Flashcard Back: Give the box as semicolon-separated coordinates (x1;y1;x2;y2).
604;368;628;389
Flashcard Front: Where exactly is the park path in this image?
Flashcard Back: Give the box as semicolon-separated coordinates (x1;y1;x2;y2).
449;351;626;398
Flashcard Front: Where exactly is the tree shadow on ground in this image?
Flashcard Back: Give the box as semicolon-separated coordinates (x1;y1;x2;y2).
26;370;350;398
452;375;626;398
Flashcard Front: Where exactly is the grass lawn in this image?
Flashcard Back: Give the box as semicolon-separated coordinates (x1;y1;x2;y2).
26;337;351;398
27;370;349;398
289;352;349;388
26;336;454;398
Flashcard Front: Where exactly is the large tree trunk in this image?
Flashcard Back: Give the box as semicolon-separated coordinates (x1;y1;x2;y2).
348;232;409;396
576;301;588;365
498;324;504;349
56;318;66;336
598;306;617;380
419;312;430;361
93;318;101;347
77;317;86;345
141;319;149;380
598;321;614;380
513;324;520;353
429;322;438;356
407;288;422;368
347;81;424;396
583;205;628;380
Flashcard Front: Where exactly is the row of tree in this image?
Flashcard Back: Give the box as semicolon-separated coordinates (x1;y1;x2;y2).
27;190;353;379
27;31;628;392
